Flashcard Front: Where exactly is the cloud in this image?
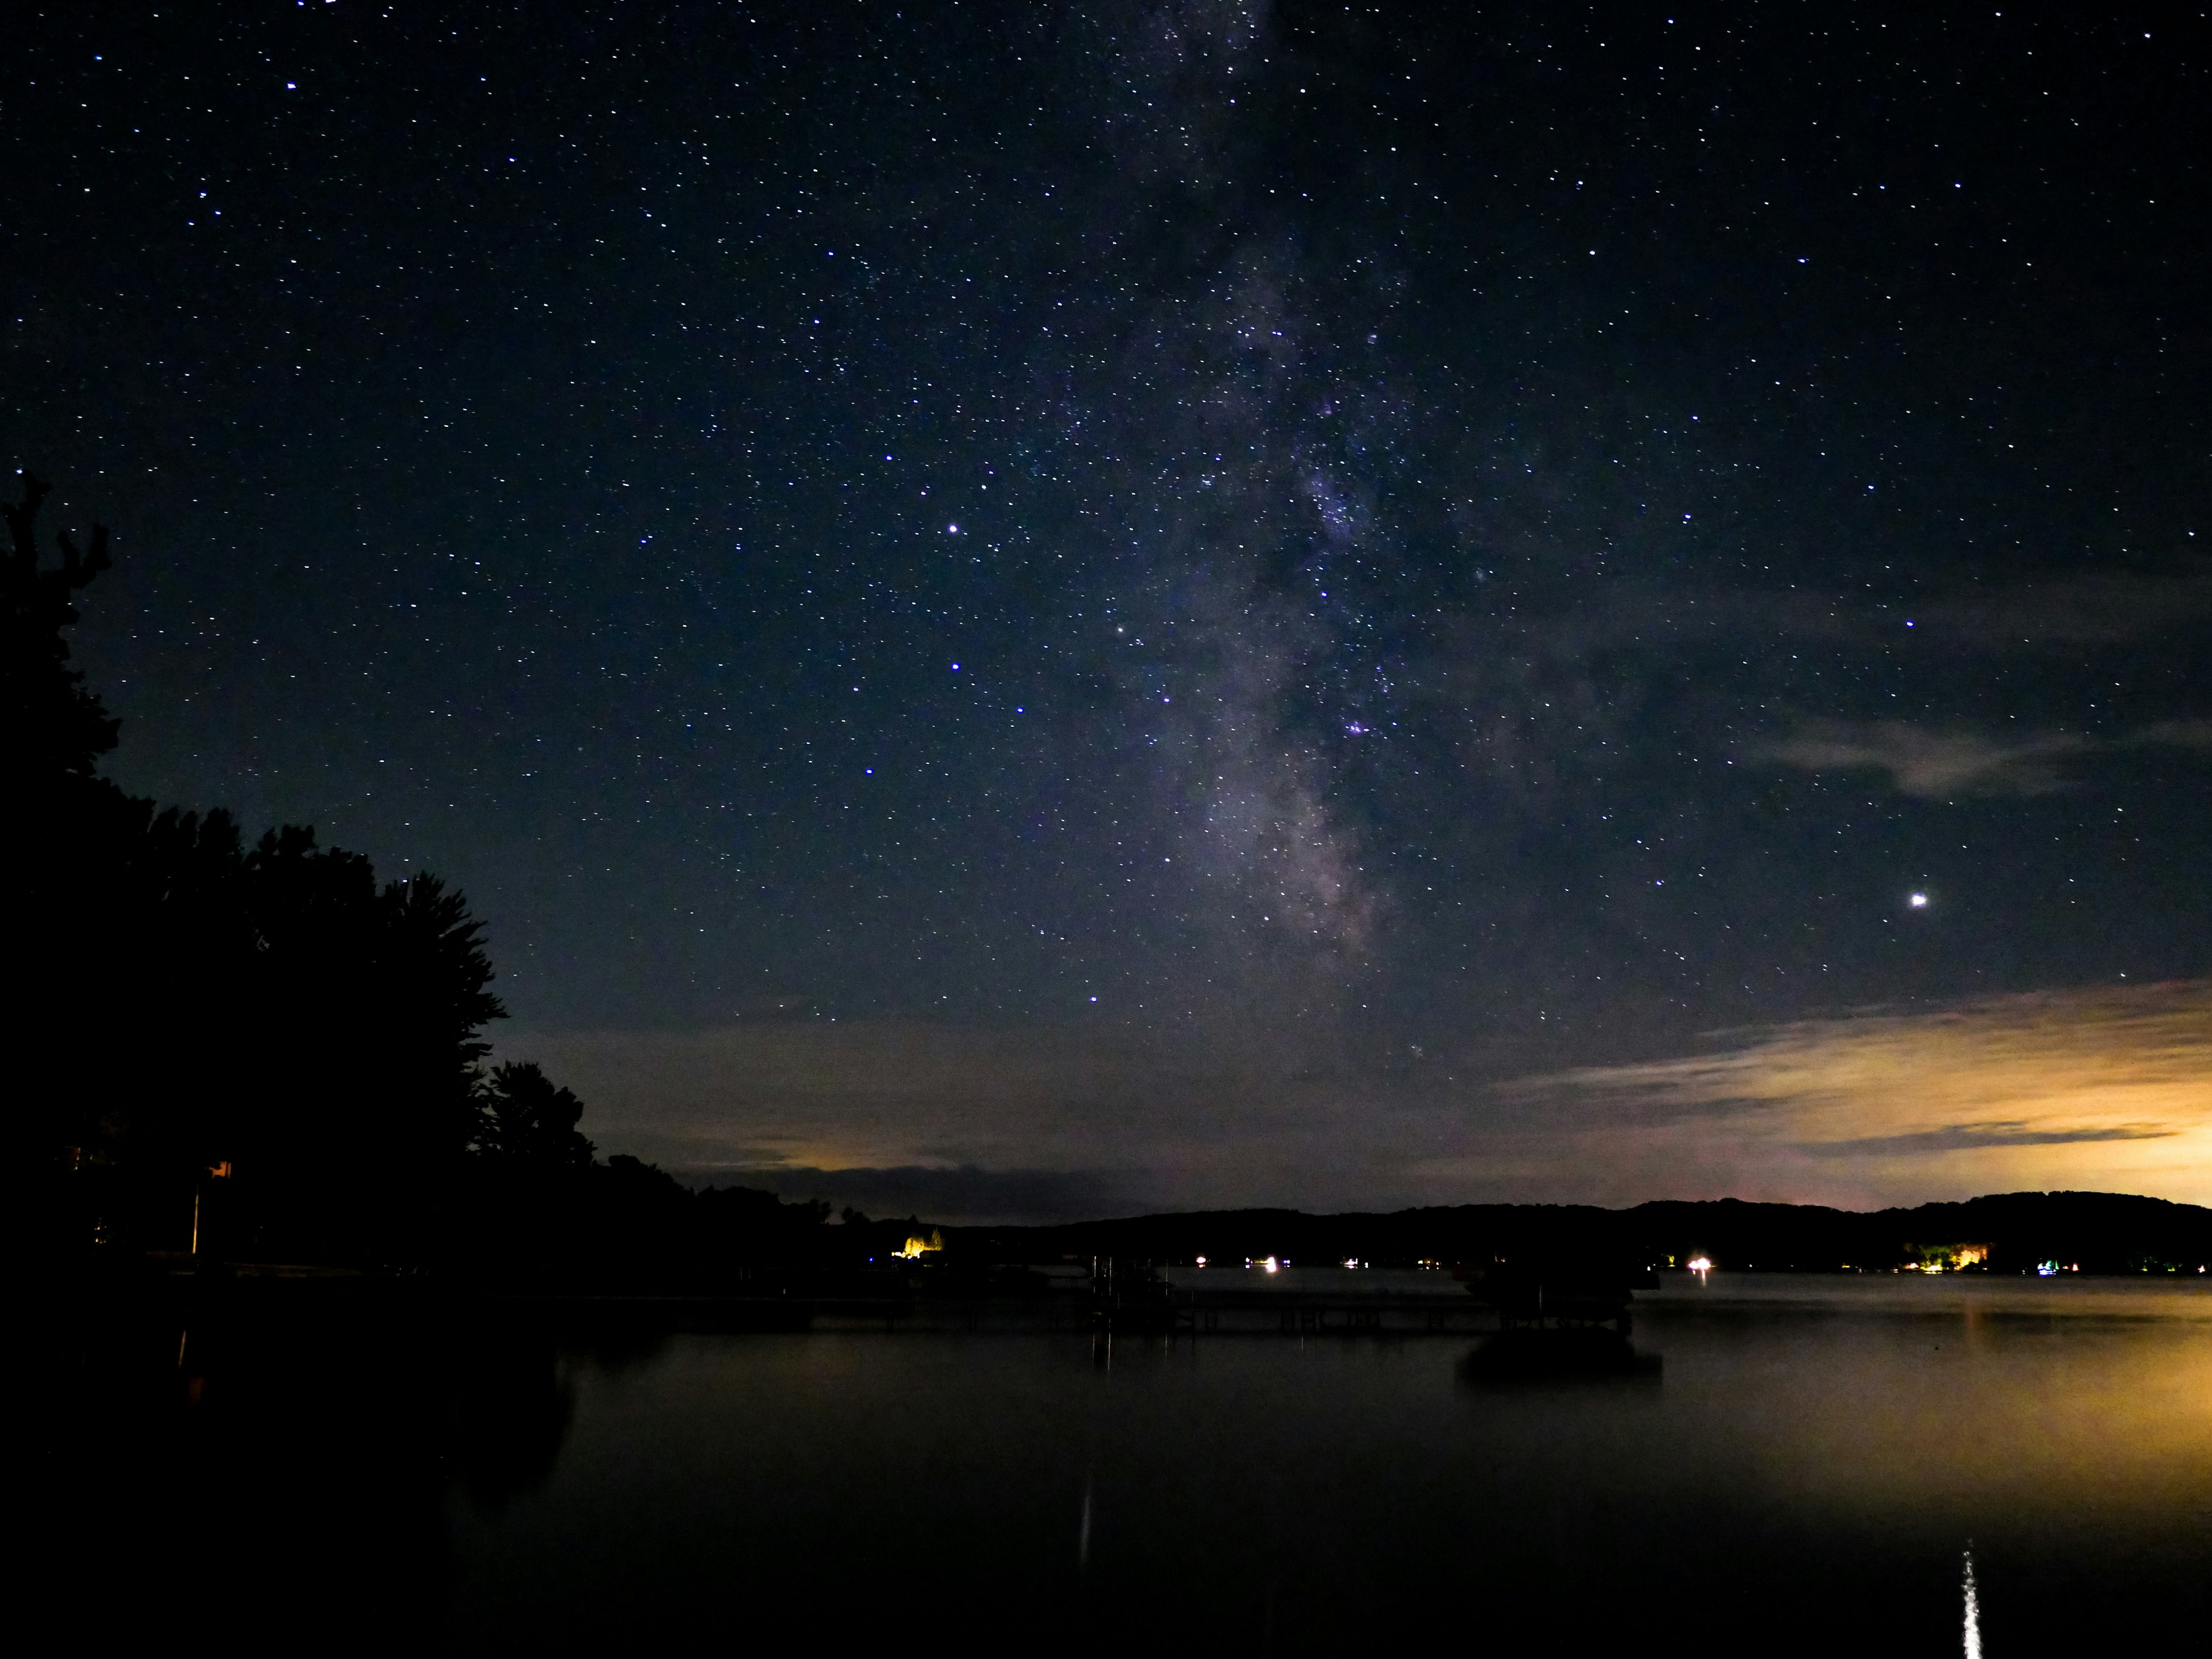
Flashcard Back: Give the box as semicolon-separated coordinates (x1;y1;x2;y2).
492;1018;1389;1215
501;984;2212;1219
1910;566;2212;647
699;1164;1132;1226
1796;1121;2176;1158
1399;570;2212;820
1752;718;2212;797
1753;721;2093;796
1491;981;2212;1205
1421;563;2212;678
2132;718;2212;752
497;1020;1194;1176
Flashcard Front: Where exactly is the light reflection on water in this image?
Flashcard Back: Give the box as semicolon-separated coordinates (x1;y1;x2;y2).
439;1275;2211;1652
1965;1544;1983;1659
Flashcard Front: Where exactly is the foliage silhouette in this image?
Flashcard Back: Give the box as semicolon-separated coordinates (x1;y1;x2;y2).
13;473;509;1265
5;471;117;781
14;471;854;1282
480;1062;596;1167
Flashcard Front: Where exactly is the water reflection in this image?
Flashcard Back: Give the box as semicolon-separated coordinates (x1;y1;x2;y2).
450;1330;574;1514
36;1275;2212;1652
37;1284;592;1643
1457;1324;1664;1385
1964;1544;1983;1659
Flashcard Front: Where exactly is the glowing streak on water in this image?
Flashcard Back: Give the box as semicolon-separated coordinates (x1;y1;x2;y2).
1963;1545;1982;1658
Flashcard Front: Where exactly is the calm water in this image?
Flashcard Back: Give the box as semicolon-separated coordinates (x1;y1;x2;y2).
57;1274;2212;1652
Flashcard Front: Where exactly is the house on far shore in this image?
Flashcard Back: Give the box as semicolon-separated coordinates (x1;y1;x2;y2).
1902;1242;1993;1273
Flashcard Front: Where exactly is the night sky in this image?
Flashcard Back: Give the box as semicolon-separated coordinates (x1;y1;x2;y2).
11;2;2211;1218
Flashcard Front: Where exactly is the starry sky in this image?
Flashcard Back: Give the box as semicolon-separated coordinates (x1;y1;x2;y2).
10;2;2212;1218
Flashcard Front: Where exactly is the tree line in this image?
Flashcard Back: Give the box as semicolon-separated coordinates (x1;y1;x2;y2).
12;473;834;1274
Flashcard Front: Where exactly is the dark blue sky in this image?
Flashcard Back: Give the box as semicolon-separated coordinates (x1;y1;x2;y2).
10;2;2210;1215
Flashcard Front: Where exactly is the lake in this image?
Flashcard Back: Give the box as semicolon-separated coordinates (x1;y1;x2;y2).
51;1272;2212;1653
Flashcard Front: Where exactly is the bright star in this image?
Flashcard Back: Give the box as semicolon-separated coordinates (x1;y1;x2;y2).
1910;892;1929;908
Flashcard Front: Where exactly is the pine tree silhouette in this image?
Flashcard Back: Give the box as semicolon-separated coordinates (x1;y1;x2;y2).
11;472;532;1266
4;472;117;783
481;1062;597;1167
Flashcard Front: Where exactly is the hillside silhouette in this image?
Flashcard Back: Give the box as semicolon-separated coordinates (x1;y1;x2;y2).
949;1190;2212;1278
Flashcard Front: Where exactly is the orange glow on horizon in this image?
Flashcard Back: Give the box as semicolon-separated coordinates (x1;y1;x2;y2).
1491;980;2212;1207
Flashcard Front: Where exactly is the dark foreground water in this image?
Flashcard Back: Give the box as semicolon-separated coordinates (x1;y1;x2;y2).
51;1274;2212;1653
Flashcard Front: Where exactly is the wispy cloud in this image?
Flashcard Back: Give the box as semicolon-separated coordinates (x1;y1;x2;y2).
493;1018;1379;1218
1753;721;2093;796
2133;718;2212;752
1910;566;2212;647
703;1163;1132;1226
1752;718;2212;797
1796;1121;2175;1158
1493;982;2212;1204
504;983;2212;1219
1421;563;2212;675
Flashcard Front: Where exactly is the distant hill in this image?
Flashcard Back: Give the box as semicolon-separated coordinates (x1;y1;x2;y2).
948;1191;2212;1275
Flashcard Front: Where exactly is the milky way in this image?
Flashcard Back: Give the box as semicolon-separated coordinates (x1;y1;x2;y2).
8;3;2210;1213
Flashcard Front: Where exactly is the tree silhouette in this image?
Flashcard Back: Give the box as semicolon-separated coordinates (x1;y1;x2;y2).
10;472;146;1234
237;827;507;1257
479;1061;596;1167
12;471;532;1265
5;471;118;783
